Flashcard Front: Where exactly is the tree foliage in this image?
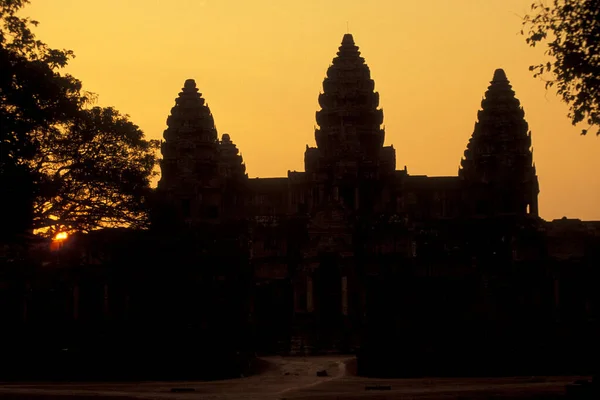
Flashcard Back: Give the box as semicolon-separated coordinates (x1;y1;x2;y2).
32;107;159;233
0;0;159;237
522;0;600;135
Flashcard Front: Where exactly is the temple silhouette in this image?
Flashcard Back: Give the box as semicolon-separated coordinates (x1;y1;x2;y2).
1;34;598;379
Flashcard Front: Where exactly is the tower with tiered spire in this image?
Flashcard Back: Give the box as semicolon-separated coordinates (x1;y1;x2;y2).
314;33;385;162
218;133;248;218
218;133;247;181
459;69;539;217
305;33;395;213
157;79;222;226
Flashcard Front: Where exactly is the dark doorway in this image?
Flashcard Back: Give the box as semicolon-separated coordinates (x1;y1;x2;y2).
315;254;342;349
254;280;292;354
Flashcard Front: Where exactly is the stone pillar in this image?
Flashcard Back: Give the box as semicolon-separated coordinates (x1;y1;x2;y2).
293;281;299;312
307;276;314;312
341;276;348;316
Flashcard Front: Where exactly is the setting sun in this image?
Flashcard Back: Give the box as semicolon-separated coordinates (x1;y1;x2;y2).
53;231;68;241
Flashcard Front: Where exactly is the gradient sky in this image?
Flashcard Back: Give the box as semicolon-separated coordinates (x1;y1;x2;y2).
26;0;599;221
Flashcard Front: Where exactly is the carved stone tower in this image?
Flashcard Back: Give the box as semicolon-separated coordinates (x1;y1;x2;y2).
314;33;385;164
218;133;247;181
305;33;394;213
157;79;222;226
459;69;539;217
218;133;248;218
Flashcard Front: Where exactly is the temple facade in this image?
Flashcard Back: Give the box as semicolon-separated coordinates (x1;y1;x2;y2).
1;33;598;378
152;33;596;360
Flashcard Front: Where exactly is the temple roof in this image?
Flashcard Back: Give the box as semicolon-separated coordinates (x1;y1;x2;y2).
492;68;508;82
334;33;362;62
184;78;196;90
158;79;220;190
162;79;218;144
341;33;355;46
459;69;536;183
321;33;371;98
219;133;247;179
315;33;385;160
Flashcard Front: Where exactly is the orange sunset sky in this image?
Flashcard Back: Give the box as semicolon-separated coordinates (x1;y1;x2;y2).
26;0;598;221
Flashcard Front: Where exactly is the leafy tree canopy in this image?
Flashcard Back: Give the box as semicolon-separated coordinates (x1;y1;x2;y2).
1;0;159;238
522;0;600;135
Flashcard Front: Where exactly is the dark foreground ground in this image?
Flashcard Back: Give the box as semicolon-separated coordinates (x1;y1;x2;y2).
0;357;590;400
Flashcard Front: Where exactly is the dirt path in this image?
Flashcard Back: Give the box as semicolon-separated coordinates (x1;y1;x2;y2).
0;357;589;400
0;356;351;399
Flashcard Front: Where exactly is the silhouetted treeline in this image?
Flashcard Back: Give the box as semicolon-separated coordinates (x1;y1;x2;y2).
1;0;158;240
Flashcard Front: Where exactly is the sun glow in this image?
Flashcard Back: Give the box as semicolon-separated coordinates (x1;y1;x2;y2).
54;232;68;241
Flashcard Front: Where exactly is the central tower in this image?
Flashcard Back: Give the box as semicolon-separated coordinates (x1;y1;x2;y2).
303;33;396;214
315;33;385;163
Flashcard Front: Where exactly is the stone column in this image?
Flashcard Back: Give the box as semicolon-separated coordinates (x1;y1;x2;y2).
341;276;348;316
292;281;300;313
293;280;300;312
307;276;314;313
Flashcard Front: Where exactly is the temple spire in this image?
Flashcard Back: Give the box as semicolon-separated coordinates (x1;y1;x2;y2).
219;133;247;180
158;78;219;191
341;33;355;46
459;69;539;216
492;68;508;82
314;33;384;161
